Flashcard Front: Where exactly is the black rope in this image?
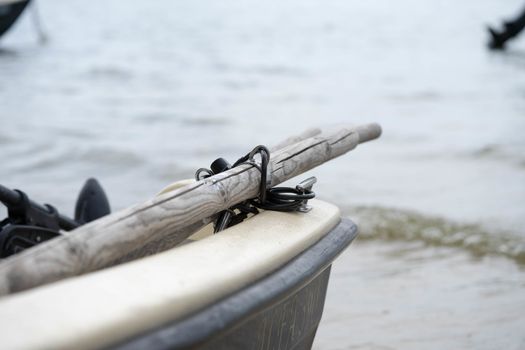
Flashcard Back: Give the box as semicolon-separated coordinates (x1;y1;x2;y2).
252;187;314;212
233;145;270;206
195;145;316;232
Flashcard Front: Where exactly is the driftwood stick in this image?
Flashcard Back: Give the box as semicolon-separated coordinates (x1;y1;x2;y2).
0;123;381;296
111;127;325;264
0;128;329;294
270;127;321;152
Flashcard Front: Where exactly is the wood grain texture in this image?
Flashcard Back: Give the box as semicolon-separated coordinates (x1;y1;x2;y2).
0;123;381;296
270;127;321;152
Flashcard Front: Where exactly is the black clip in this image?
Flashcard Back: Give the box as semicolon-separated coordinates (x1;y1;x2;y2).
0;225;61;258
0;190;62;258
208;158;235;233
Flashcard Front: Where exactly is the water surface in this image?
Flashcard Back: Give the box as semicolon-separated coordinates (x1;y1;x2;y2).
1;0;524;348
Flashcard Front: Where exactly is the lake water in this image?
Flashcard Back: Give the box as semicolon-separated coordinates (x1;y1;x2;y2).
1;0;525;348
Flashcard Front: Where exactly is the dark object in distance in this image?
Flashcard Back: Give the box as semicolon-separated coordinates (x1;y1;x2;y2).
75;178;111;224
488;6;525;50
0;0;30;39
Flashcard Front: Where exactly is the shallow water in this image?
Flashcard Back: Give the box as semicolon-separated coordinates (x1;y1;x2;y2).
315;241;525;350
1;0;525;348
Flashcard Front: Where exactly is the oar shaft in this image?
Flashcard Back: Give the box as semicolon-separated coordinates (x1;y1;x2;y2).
0;123;382;296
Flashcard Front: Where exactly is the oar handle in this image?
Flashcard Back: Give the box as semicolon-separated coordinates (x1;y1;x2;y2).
355;123;382;144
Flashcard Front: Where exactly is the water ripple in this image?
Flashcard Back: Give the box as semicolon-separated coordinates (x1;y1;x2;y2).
344;205;525;265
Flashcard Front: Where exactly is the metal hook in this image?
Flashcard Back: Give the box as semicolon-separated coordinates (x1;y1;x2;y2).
296;176;317;213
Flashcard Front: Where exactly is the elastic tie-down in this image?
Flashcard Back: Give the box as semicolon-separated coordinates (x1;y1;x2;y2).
195;145;316;233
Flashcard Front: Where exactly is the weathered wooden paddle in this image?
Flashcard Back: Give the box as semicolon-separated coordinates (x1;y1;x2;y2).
0;123;381;296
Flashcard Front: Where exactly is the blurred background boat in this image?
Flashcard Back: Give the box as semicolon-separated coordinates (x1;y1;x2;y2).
0;0;30;39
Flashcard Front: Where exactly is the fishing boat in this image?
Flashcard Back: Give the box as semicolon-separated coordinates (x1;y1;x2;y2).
0;199;357;349
0;0;30;39
0;124;381;349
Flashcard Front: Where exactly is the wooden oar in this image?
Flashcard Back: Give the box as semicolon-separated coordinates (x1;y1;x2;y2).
0;123;381;296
